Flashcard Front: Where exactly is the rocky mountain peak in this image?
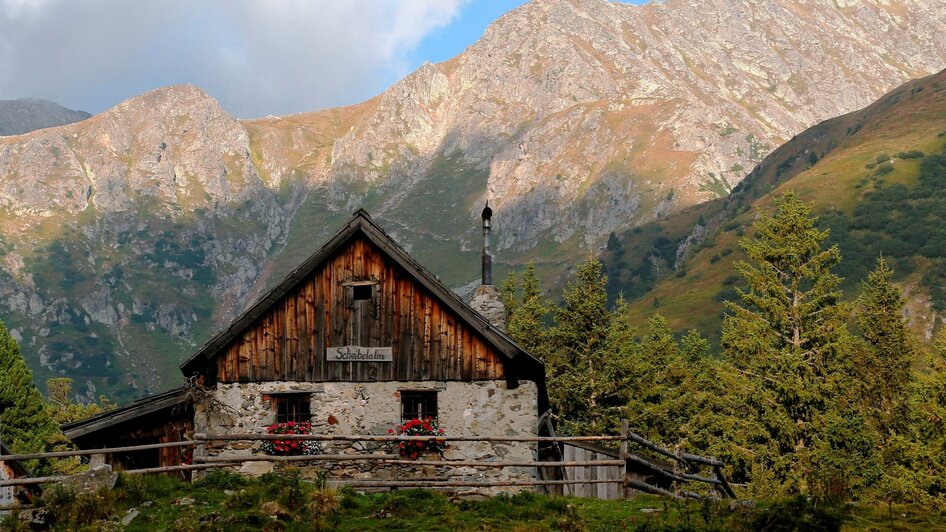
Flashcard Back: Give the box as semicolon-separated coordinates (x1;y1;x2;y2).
2;0;946;398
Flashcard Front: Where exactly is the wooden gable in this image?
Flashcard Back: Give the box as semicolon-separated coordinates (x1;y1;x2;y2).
181;210;544;388
215;235;506;383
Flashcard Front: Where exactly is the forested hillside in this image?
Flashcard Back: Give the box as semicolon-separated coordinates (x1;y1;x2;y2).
505;191;946;502
605;69;946;343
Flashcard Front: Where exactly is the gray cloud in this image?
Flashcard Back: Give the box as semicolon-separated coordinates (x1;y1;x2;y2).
0;0;466;117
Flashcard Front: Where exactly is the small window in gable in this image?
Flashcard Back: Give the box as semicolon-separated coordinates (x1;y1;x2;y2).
345;280;379;345
401;390;438;421
352;284;372;301
270;393;311;424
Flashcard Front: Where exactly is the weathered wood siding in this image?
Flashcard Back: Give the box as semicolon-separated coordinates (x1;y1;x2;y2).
217;237;506;383
562;443;622;500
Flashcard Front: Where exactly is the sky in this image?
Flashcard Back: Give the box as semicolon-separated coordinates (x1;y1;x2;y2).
0;0;645;119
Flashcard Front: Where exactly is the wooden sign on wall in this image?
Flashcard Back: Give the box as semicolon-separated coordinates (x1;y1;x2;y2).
326;346;393;362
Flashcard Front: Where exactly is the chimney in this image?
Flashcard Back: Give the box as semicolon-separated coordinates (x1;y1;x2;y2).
471;201;506;331
481;201;493;285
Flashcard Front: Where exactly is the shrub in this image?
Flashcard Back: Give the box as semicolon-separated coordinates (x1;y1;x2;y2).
194;469;247;490
41;485;116;528
115;472;182;504
875;162;894;176
896;150;925;159
308;486;341;529
750;496;845;531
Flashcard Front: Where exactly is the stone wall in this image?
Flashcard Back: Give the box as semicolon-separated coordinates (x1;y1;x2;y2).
194;380;538;493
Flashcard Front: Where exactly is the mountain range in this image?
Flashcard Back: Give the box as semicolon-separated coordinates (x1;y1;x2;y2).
1;0;946;399
0;99;90;136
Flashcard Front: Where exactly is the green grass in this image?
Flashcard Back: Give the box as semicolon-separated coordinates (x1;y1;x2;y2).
9;469;946;531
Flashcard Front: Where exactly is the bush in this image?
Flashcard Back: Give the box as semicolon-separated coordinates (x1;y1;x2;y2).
41;485;116;528
115;472;182;504
750;496;846;531
875;162;894;176
194;469;248;490
896;150;925;159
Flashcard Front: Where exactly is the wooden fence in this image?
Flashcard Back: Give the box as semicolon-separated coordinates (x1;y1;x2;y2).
0;425;735;503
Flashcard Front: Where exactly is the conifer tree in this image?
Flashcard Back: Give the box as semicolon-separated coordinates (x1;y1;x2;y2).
853;257;915;427
506;263;550;356
911;328;946;500
499;271;519;322
722;192;851;496
0;320;61;473
626;314;690;443
548;258;611;433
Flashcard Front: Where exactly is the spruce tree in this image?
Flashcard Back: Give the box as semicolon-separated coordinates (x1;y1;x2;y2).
853;257;915;427
0;320;61;473
548;257;610;434
506;263;550;356
722;192;850;496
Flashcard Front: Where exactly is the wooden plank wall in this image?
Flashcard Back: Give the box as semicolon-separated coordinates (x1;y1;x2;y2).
562;444;622;500
218;237;506;383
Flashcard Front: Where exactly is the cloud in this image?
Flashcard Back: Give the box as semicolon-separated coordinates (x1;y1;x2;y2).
0;0;467;117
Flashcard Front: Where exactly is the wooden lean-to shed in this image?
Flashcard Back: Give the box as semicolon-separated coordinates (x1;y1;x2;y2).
177;209;547;487
61;388;194;477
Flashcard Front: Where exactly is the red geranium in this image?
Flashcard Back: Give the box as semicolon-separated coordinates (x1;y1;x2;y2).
390;416;447;458
261;421;321;456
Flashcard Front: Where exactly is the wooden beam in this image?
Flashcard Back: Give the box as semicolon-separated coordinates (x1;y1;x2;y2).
198;433;625;443
714;465;738;499
196;454;399;463
379;459;625;468
1;440;201;462
333;479;623;488
625;479;687;501
0;463;238;488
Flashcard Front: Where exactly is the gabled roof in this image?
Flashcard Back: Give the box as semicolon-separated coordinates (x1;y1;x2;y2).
61;387;190;441
179;209;545;392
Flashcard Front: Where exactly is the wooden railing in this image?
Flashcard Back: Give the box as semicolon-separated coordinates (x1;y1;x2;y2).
0;425;735;501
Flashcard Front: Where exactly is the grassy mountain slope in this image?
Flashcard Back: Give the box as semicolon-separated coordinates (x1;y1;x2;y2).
609;69;946;342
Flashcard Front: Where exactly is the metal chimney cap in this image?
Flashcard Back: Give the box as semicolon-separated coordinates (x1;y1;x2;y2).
481;201;492;221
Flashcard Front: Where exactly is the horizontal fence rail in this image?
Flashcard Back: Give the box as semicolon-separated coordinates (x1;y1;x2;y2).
0;421;735;501
0;440;200;462
196;433;627;443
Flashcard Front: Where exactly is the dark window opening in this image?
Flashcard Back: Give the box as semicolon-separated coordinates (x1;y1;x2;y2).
352;284;372;300
271;394;311;424
115;436;160;470
401;391;438;421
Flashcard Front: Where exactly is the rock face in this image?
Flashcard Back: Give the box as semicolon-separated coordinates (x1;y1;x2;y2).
1;0;946;397
0;99;91;136
0;86;292;399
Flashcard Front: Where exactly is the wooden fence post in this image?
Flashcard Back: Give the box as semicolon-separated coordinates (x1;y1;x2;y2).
620;419;629;498
193;433;207;481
